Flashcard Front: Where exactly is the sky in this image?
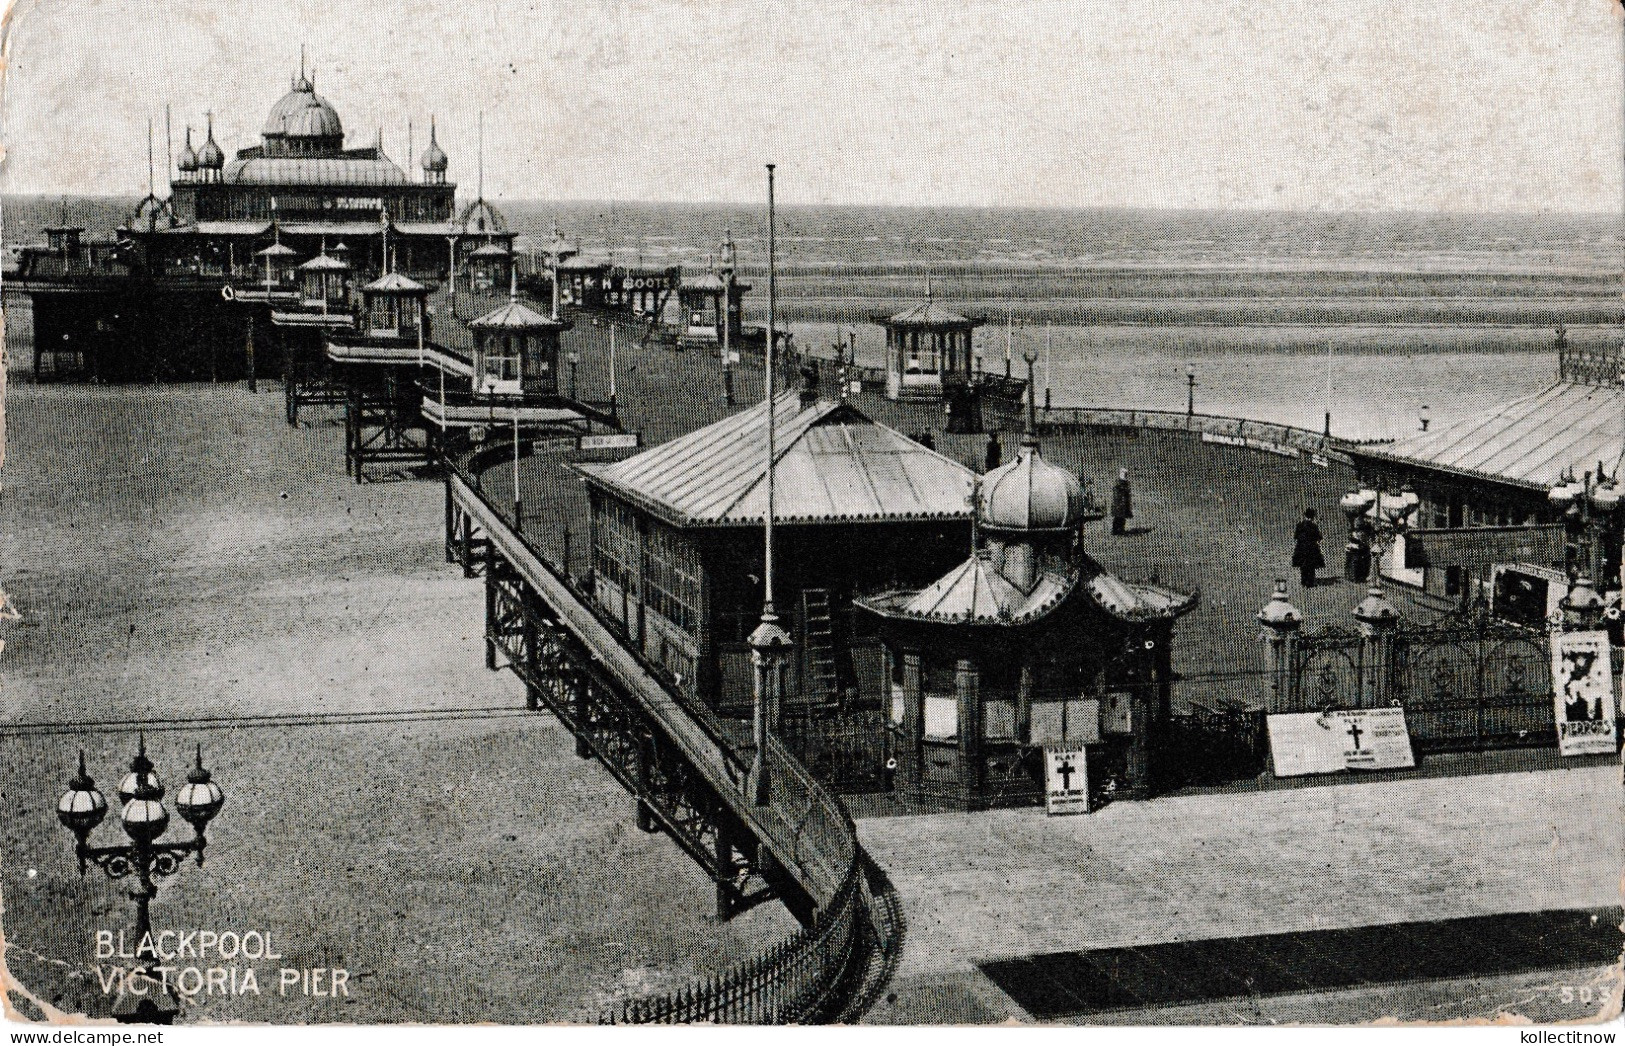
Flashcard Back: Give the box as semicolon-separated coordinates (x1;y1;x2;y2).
1;0;1621;212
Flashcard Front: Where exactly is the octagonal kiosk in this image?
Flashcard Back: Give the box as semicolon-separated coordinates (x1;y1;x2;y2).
421;277;601;441
873;290;985;403
271;249;356;425
467;240;513;294
324;270;433;480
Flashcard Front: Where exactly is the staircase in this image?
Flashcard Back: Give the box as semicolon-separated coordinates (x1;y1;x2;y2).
801;588;841;705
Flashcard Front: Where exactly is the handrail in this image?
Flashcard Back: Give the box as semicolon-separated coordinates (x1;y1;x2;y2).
444;458;874;1022
1031;405;1356;460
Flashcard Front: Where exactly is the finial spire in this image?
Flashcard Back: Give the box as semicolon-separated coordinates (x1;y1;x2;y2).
509;264;518;302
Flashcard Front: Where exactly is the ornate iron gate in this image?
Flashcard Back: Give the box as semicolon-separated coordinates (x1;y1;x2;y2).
1394;620;1553;751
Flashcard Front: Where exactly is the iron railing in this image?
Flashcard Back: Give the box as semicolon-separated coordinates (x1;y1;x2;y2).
445;444;876;1024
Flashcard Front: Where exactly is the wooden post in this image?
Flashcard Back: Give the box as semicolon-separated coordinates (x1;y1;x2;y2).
900;652;923;799
955;658;982;808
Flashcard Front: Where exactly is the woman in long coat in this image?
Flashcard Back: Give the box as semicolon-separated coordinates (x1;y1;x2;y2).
1111;469;1133;535
1292;507;1325;587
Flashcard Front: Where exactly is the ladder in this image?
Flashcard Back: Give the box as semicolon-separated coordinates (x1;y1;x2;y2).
800;588;841;704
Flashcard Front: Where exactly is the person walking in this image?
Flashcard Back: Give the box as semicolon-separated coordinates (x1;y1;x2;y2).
1110;469;1133;535
1293;507;1325;588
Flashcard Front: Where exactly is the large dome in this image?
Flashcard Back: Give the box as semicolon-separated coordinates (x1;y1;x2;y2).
264;76;343;139
980;436;1086;532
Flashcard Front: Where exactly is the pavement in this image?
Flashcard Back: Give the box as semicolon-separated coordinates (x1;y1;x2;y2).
856;763;1624;1025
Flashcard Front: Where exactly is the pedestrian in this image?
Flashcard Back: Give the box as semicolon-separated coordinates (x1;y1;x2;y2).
985;432;1003;471
917;430;935;451
1111;468;1132;535
1293;507;1325;588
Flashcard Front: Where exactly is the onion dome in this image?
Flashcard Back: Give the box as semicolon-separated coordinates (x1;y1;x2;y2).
177;127;198;173
421;117;449;173
980;435;1086;532
197;117;225;169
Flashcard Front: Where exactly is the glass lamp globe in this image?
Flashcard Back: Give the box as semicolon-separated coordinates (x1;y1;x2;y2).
175;746;225;831
117;738;163;805
120;795;169;844
1550;480;1578;507
1593;484;1620;513
57;752;108;836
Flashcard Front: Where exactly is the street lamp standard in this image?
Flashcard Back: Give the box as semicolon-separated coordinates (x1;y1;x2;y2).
1339;482;1420;584
57;738;226;1023
1548;465;1619;588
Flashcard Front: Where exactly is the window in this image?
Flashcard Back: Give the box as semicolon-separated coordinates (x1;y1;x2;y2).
478;333;521;395
592;498;640;599
644;522;700;636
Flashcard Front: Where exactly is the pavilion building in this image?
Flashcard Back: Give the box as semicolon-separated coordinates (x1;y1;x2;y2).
126;64;515;281
1345;335;1620;623
575;382;977;713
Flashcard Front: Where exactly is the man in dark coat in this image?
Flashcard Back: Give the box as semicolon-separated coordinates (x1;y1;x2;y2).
1293;508;1325;588
1111;469;1132;535
985;432;1003;471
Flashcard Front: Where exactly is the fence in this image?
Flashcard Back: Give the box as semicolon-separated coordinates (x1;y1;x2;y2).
448;439;879;1023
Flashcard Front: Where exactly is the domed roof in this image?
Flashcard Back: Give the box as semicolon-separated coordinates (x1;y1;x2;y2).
421;119;449;172
980;435;1086;532
264;75;343;139
177;128;198;173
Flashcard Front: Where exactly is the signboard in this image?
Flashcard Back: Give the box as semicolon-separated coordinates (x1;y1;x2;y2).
1044;746;1089;815
1551;630;1619;757
1200;431;1301;459
1492;563;1567;631
1404;525;1565;570
1267;708;1416;777
578;432;641;452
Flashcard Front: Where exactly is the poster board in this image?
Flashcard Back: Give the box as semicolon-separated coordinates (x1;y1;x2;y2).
1551;630;1619;757
1267;708;1416;777
1044;746;1089;815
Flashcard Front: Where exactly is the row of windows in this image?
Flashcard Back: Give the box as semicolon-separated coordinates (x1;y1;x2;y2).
592;497;640;593
644;522;700;635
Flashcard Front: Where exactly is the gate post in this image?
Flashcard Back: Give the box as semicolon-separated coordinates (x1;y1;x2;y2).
1257;580;1303;713
1353;584;1401;708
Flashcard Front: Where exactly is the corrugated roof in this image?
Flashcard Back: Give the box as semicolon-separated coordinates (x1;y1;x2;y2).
1354;381;1625;491
468;242;511;258
150;220;271;237
577;394;976;527
224;156;407;186
393;221;458;237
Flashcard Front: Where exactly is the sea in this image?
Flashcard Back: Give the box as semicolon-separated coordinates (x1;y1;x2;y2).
6;194;1621;440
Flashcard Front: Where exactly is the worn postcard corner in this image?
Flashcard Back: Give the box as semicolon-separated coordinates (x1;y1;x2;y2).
0;0;1621;1034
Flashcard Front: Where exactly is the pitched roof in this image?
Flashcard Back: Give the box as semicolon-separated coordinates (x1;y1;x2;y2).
361;271;427;294
468;298;564;330
877;297;981;327
297;254;349;271
1353;381;1625;491
576;394;976;527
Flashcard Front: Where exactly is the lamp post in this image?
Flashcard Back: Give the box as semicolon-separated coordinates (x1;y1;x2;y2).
1339;481;1420;584
566;349;580;400
749;164;792;807
1548;466;1619;589
57;738;225;1024
1185;363;1196;418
